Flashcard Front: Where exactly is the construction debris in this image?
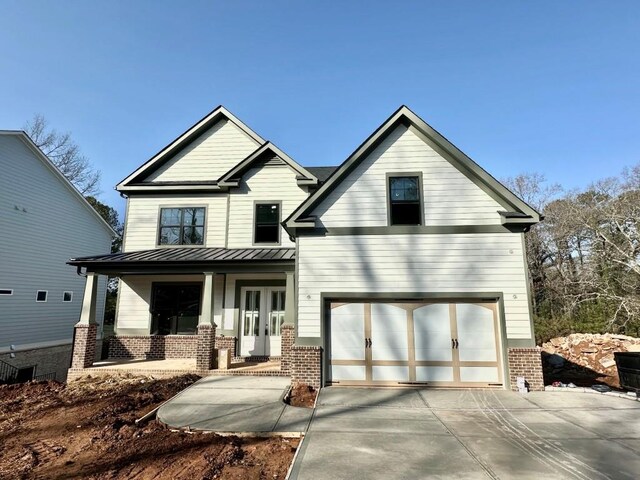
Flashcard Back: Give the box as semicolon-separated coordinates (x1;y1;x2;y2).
541;333;640;389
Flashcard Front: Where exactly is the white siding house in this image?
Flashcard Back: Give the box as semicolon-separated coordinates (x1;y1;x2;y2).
0;131;114;381
68;105;543;390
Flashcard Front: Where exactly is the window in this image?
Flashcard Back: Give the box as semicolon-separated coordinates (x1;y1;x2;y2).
269;291;286;337
63;291;73;302
254;203;280;244
388;176;422;225
158;207;205;245
36;291;47;302
0;289;13;295
150;283;201;335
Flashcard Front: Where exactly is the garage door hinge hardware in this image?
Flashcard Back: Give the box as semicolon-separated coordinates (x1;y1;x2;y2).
451;339;459;349
365;338;372;348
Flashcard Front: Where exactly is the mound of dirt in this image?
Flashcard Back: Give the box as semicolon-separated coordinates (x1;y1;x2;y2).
0;374;299;479
287;383;317;408
541;333;640;389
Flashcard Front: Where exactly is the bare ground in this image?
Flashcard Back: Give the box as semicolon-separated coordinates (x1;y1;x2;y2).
287;384;317;409
0;375;299;480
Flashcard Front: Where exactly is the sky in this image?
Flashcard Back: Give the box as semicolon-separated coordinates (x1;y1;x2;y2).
1;1;639;217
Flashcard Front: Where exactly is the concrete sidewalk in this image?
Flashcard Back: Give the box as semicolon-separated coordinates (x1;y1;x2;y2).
157;375;313;433
290;388;640;480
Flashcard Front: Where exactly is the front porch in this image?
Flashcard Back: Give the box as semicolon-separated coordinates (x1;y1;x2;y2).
66;247;303;382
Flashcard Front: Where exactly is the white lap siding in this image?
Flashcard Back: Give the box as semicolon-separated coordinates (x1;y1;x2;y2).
297;233;532;340
313;124;505;227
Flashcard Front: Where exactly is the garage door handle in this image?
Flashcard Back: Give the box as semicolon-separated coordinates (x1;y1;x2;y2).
365;338;371;348
454;339;459;349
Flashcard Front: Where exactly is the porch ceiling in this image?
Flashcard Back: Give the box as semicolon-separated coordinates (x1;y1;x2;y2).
68;247;295;274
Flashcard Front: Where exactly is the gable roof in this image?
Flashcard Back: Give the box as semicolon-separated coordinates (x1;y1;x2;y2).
218;141;319;187
284;105;542;231
306;166;338;183
0;131;118;237
116;106;264;191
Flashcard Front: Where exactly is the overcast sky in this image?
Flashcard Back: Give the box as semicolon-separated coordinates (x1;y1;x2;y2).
1;1;638;216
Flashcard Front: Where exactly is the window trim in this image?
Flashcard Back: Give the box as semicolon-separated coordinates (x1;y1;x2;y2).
0;289;13;296
252;201;282;246
36;290;48;302
386;172;424;226
63;291;73;302
156;205;207;248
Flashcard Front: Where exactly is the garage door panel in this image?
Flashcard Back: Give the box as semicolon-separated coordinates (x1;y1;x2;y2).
456;304;498;362
330;303;365;361
413;304;452;361
416;366;454;382
459;366;500;383
372;365;409;382
332;365;366;382
371;304;408;362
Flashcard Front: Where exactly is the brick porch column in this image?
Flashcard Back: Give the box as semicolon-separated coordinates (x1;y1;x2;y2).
281;271;296;374
71;272;99;369
508;347;544;391
196;272;217;370
281;324;294;374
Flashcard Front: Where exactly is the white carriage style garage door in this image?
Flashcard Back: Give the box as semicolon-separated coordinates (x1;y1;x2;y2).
328;300;503;387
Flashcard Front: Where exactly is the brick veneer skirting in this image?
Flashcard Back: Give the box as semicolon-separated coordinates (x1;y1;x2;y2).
71;323;98;369
280;324;294;375
196;324;217;370
108;335;198;359
507;347;544;391
291;345;322;388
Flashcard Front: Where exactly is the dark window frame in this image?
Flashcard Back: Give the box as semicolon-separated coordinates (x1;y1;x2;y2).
386;172;424;226
150;282;203;336
157;206;206;246
253;201;282;245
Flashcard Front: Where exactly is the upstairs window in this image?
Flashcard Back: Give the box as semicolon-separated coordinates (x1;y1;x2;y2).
388;176;423;225
254;203;280;244
158;207;205;245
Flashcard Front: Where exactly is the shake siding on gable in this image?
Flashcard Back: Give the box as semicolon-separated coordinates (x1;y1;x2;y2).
0;135;111;349
227;160;309;248
143;119;260;183
297;233;532;339
314;124;505;227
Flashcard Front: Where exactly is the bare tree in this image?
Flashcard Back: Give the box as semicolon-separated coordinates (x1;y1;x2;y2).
25;114;101;195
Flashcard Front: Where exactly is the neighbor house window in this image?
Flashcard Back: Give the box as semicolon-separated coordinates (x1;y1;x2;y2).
0;289;13;295
158;207;205;245
254;203;280;244
36;291;47;302
63;291;73;302
388;176;423;225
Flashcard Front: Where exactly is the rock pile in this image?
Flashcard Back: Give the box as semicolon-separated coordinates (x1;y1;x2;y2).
541;333;640;388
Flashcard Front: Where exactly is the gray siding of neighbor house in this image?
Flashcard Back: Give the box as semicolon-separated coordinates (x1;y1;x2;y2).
0;134;112;352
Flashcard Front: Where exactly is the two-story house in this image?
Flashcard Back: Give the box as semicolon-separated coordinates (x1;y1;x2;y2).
0;131;115;382
68;106;544;390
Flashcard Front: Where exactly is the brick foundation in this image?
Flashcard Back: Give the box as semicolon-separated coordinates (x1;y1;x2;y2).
215;335;236;359
108;335;198;359
508;347;544;391
71;323;98;369
196;324;217;370
291;345;322;388
281;324;294;375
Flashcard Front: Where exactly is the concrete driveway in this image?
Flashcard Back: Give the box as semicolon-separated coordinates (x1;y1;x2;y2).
290;388;640;480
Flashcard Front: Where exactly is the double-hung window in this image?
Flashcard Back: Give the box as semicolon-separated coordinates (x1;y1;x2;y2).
158;207;205;245
254;203;280;244
388;175;423;225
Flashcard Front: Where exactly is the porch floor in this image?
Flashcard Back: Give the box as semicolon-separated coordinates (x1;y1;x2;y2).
69;358;285;380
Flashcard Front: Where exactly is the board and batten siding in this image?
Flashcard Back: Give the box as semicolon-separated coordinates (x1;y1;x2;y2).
227;160;310;248
0;135;111;350
123;194;228;251
297;233;532;340
143;119;260;183
313;124;505;227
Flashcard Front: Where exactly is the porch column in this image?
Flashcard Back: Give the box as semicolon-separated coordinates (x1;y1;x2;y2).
196;272;217;370
281;271;295;374
71;272;99;369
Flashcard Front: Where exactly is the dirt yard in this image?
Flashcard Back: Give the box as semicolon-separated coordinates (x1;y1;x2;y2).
0;375;299;480
287;384;317;408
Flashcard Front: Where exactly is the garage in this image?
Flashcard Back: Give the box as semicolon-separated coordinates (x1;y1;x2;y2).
328;300;504;387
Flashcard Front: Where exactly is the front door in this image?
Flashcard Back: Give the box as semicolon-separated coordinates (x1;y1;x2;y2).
240;287;286;357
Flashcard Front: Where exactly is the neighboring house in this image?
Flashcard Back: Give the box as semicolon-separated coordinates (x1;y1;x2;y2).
68;106;544;390
0;131;115;382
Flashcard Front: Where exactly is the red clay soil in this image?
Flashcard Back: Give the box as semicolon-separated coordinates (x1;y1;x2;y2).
0;375;299;480
287;384;317;408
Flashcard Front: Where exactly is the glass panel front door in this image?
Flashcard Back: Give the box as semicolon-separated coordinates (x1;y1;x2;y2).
240;287;285;357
